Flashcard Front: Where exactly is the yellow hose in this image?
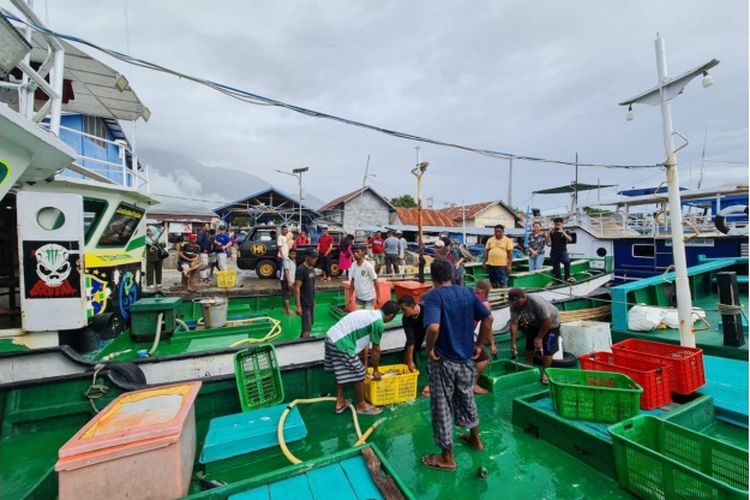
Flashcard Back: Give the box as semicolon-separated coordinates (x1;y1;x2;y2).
277;397;382;465
228;317;282;348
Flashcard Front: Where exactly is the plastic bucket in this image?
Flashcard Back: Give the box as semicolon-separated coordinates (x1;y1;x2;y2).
200;297;228;328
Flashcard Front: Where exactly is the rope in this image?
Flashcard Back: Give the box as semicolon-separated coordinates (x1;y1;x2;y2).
84;364;108;414
717;303;744;315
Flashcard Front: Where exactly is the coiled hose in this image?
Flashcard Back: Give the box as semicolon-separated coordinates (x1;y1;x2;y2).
277;397;386;465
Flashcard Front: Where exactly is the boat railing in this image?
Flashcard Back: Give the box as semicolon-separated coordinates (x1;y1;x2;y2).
53;125;150;192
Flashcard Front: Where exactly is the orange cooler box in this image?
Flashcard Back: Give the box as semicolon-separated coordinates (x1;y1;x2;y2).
343;279;392;312
393;280;432;303
55;381;202;500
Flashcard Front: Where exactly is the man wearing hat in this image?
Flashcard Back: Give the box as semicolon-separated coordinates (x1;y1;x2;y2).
295;248;318;338
508;288;561;384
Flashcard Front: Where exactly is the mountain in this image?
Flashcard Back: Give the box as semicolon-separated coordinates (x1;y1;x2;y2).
140;149;325;210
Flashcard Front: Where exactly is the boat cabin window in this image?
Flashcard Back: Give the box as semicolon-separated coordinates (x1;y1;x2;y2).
83;116;108;148
632;243;655;258
83;198;108;244
97;203;144;247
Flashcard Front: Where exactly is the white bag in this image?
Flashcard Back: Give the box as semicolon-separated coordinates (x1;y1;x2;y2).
627;305;664;331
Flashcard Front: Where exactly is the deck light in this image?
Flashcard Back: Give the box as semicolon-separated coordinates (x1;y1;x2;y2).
625;104;635;122
701;71;714;88
114;73;129;92
0;15;32;77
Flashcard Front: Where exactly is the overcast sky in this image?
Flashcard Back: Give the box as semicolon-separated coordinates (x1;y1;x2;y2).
8;1;748;210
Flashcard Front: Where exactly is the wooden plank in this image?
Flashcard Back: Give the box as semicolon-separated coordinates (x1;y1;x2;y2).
339;455;384;500
228;485;270;500
306;463;358;500
360;447;405;500
268;474;314;500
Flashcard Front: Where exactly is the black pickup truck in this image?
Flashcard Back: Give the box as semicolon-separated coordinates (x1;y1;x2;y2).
237;225;341;278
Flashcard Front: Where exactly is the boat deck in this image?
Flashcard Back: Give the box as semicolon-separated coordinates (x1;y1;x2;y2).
193;381;633;499
612;294;749;360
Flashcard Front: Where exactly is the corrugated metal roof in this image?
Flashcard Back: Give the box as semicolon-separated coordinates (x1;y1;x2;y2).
396;208;458;227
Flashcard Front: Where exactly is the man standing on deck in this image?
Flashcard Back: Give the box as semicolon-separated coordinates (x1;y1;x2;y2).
421;259;493;472
383;231;401;275
349;245;380;309
324;302;400;416
483;224;513;288
214;225;232;271
316;226;334;281
295;249;317;338
369;231;385;274
547;218;574;283
508;288;560;385
399;294;431;397
197;223;211;281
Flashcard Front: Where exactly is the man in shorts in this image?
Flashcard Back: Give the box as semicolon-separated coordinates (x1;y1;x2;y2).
369;231;385;274
294;249;317;338
508;288;561;384
280;248;296;315
349;245;379;309
324;302;400;416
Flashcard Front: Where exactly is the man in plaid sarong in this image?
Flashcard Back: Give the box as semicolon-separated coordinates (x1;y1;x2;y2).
421;259;493;471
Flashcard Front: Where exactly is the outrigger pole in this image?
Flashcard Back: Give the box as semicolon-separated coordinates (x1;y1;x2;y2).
619;33;719;348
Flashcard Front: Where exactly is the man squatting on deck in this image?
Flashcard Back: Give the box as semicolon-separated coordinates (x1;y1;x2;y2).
422;259;493;471
323;302;400;416
509;288;561;385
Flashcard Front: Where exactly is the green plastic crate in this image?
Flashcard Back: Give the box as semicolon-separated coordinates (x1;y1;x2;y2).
546;368;642;423
609;415;748;499
234;344;284;411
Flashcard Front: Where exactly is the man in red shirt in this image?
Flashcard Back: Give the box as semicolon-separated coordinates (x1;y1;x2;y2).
369;231;385;274
316;227;335;281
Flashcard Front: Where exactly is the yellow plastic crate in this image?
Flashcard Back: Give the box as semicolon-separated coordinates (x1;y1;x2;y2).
216;270;237;288
364;364;419;405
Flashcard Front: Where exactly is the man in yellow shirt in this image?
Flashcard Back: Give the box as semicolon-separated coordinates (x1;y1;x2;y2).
483;224;513;288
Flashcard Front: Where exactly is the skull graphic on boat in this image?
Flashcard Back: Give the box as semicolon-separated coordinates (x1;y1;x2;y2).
35;243;71;287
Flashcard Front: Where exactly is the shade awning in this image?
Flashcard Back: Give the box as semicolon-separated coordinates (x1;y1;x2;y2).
29;32;148;121
533;182;615;195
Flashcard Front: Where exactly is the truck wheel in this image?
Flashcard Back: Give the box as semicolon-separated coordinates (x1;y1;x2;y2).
257;260;277;279
329;262;341;277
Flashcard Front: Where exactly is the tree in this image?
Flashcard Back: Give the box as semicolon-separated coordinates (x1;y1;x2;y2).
390;194;417;208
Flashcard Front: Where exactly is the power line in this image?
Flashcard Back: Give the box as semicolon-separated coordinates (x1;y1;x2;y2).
4;11;662;170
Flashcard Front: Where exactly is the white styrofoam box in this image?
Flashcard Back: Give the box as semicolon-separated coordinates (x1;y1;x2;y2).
560;320;612;356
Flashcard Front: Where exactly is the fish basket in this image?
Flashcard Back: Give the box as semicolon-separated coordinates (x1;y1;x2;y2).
546;368;642;423
234;345;284;411
216;270;237;288
609;415;748;499
611;339;705;395
579;351;672;410
364;364;419;406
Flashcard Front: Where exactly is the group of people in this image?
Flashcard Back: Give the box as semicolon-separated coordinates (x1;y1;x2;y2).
144;223;235;292
484;219;574;288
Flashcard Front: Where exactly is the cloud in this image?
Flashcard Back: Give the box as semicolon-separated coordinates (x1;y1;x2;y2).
18;0;747;210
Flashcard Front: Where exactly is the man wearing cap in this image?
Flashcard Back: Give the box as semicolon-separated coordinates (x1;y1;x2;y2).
508;288;561;384
178;234;202;293
295;249;318;338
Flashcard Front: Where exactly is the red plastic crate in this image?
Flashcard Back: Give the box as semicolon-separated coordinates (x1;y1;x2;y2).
611;339;705;395
579;351;672;409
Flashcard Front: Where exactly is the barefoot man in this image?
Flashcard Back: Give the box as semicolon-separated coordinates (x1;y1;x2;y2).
421;259;493;472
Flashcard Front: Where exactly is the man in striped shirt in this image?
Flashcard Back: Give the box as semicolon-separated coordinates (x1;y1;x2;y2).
324;301;401;416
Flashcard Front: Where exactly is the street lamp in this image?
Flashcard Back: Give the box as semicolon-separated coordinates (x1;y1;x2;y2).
619;33;719;348
276;167;309;230
410;161;429;282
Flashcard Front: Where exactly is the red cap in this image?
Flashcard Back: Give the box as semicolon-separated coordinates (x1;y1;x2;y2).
187;233;198;241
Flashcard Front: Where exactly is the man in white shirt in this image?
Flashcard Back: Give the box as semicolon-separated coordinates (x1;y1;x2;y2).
349;245;380;309
397;231;407;265
277;225;294;260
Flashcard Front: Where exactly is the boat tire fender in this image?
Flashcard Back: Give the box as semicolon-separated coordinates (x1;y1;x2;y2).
532;351;577;368
106;361;147;386
714;205;748;235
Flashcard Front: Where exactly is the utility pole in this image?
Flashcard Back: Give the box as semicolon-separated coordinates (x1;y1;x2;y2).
507;158;513;207
412;146;428;283
276;167;309;230
619;34;719;347
461;199;467;243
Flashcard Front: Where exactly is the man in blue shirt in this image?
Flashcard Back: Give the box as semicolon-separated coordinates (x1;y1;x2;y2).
421;259;493;472
213;225;232;271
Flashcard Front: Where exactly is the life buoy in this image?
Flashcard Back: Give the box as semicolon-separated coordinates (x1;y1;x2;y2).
714;205;748;235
